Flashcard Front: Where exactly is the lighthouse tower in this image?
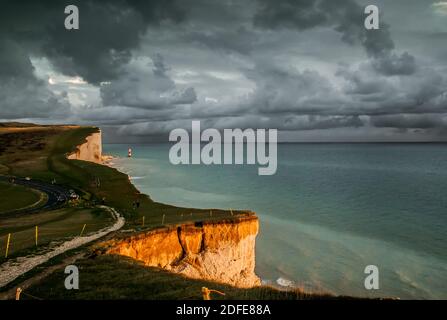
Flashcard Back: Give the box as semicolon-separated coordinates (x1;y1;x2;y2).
128;148;132;158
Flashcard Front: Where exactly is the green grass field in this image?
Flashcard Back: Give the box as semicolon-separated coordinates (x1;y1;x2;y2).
0;126;123;258
0;182;45;214
0;207;113;261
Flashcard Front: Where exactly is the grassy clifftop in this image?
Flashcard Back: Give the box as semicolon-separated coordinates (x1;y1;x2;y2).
0;125;113;260
49;126;250;228
24;254;338;300
1;124;247;228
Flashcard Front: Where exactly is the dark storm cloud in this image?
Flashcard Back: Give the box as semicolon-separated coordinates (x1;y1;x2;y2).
186;27;260;55
370;114;447;130
371;52;417;76
0;0;186;84
100;54;196;109
0;73;70;119
253;0;416;76
1;0;446;141
115;113;365;138
0;37;70;118
337;63;447;116
244;63;340;115
75;106;182;126
337;67;390;96
0;0;186;119
232;54;446;131
0;38;35;79
254;0;392;56
217;114;365;131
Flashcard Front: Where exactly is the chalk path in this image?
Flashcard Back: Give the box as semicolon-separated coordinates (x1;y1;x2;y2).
0;206;124;288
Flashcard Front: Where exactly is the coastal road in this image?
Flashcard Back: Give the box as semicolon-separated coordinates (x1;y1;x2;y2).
0;176;126;290
0;176;70;216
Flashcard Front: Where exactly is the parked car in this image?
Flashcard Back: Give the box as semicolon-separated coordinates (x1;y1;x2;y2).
68;190;79;200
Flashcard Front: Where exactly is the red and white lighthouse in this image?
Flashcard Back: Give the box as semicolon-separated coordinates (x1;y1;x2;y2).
128;148;132;158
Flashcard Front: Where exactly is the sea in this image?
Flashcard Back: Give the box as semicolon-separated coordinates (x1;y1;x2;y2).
103;143;447;299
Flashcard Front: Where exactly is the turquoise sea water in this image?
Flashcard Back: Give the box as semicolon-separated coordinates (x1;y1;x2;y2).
104;143;447;299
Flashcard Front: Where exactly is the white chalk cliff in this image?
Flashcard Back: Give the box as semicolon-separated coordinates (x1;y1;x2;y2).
67;130;102;164
103;216;261;288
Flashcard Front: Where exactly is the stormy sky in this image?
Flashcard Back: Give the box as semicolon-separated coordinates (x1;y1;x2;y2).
1;0;447;142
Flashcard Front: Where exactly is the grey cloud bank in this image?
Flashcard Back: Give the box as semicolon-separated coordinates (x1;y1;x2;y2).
1;0;447;142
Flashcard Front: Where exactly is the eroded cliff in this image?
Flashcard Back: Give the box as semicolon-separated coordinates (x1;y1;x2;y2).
67;130;102;164
103;216;261;288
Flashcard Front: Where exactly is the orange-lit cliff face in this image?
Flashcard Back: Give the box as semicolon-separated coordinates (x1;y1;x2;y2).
67;131;102;164
103;216;261;288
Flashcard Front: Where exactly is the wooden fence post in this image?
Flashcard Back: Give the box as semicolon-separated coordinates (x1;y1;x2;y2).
5;233;11;258
80;224;86;237
15;288;22;300
35;226;38;247
202;287;225;300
